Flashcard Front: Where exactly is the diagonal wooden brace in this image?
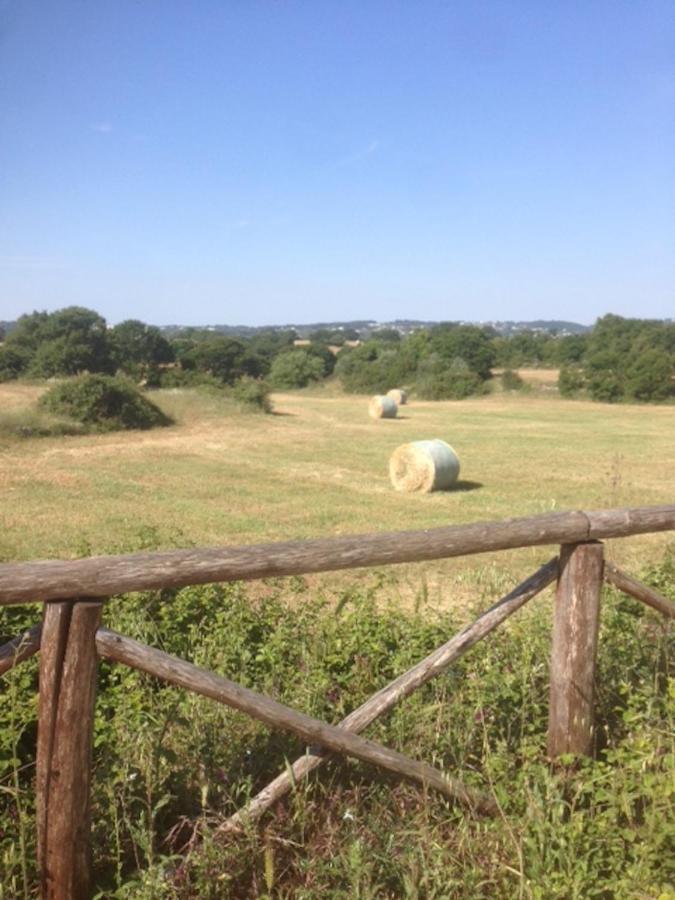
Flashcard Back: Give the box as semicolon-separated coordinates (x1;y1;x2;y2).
222;557;558;830
95;628;496;815
604;562;675;619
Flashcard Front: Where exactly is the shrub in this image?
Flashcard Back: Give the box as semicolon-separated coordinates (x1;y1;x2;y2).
500;369;525;391
305;342;337;377
268;350;324;388
157;367;223;389
624;349;674;402
587;371;624;403
39;375;173;431
558;366;585;397
229;377;273;413
415;355;483;400
336;342;411;394
0;345;27;382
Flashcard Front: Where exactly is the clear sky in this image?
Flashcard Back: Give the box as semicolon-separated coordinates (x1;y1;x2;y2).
1;1;673;326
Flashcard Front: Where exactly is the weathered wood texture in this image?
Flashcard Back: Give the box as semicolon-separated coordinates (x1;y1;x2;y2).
37;601;102;900
95;628;496;814
604;562;675;619
36;602;72;876
0;623;41;676
225;558;558;830
548;543;604;759
1;505;673;606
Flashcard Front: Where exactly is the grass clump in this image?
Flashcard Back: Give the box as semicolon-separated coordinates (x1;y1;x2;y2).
0;407;86;439
39;374;173;432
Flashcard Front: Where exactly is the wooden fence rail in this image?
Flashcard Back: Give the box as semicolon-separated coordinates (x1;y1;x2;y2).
1;505;674;899
1;505;673;606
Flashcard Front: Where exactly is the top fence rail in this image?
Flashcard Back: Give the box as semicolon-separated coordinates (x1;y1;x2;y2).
1;505;674;607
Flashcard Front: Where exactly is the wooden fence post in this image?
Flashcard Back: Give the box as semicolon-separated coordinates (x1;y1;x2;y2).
36;600;103;899
548;542;604;759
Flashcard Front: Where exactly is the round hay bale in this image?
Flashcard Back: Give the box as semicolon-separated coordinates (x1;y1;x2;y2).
387;388;408;406
389;439;460;492
369;395;398;419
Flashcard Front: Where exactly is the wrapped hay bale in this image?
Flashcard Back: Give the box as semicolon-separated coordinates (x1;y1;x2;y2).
389;439;460;492
387;388;408;406
369;395;398;419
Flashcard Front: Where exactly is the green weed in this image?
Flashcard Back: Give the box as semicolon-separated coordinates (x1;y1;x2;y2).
1;553;672;897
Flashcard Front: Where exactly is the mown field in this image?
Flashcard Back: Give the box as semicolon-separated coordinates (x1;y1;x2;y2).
1;381;673;898
1;381;673;584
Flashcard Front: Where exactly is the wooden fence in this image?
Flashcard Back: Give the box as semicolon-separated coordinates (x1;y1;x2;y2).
1;505;674;899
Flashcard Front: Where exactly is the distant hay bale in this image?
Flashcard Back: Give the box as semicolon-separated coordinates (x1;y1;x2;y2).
369;395;398;419
387;388;408;406
389;439;460;492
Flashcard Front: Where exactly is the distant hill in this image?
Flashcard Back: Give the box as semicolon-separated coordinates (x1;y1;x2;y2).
2;317;591;343
158;319;590;339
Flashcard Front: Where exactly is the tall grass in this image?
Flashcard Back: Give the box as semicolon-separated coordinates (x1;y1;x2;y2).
1;551;672;898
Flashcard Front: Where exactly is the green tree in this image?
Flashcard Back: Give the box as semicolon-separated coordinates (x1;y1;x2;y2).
305;343;336;377
0;345;27;381
335;342;402;393
624;350;674;402
580;316;674;404
110;320;174;377
371;328;401;342
268;350;325;388
415;354;482;400
585;350;624;402
5;306;114;377
247;329;297;370
554;334;588;366
558;366;585;397
427;324;496;380
180;337;264;384
34;307;113;377
495;331;554;368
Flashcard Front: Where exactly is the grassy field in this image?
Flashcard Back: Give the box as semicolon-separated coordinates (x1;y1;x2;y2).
1;381;673;602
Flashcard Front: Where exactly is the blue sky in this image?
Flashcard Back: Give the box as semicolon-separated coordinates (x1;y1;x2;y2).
1;1;673;326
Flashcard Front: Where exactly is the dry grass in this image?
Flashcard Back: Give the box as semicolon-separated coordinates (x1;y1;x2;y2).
1;381;673;607
515;367;560;385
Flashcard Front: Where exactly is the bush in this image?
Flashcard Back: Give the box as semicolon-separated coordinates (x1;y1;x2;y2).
229;377;273;413
268;350;324;388
157;367;223;390
500;369;525;391
0;345;27;382
587;371;624;403
39;375;173;431
624;349;674;402
415;355;483;400
336;342;411;394
558;366;585;397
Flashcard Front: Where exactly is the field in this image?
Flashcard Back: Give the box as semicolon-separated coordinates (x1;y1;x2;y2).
1;382;674;898
1;381;673;592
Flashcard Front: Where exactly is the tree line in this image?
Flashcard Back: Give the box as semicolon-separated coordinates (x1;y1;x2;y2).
0;307;672;403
